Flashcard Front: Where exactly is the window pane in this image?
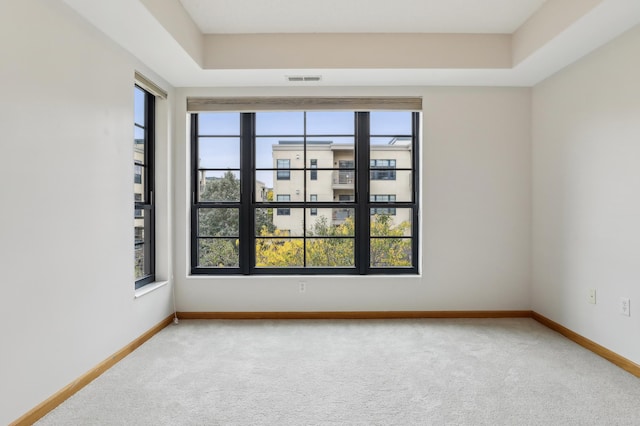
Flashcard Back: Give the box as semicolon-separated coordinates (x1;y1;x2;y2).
257;137;302;169
255;172;272;203
134;87;146;126
370;238;412;267
307;209;354;236
134;245;146;279
306;238;354;267
370;209;412;236
134;209;152;279
255;208;275;236
255;238;304;267
199;112;240;136
370;111;413;135
331;208;355;230
134;126;145;145
198;208;239;237
370;170;412;201
306;112;354;135
256;111;304;135
198;170;240;202
272;170;303;201
198;238;239;267
308;170;338;201
198;137;240;169
134;163;145;196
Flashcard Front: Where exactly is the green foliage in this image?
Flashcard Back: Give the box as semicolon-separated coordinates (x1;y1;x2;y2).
255;229;304;267
199;239;239;267
256;214;411;268
199;171;240;238
369;214;412;267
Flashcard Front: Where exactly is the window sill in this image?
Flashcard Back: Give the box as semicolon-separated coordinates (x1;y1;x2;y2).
134;280;169;299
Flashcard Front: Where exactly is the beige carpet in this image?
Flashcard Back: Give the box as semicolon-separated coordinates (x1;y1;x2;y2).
37;318;640;425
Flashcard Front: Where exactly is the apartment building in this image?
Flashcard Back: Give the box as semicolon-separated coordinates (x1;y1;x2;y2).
272;138;412;235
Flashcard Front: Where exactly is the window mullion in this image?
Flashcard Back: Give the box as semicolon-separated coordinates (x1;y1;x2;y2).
411;112;420;271
241;113;254;275
355;112;370;274
190;114;199;272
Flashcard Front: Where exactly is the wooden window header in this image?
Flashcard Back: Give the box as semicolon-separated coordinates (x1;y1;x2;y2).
135;71;168;99
187;96;422;112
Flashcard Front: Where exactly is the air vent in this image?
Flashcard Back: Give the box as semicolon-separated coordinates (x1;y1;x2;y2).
287;75;322;82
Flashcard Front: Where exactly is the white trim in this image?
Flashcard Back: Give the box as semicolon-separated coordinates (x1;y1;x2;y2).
134;280;169;299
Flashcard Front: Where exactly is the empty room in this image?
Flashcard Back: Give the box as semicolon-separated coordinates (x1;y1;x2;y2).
2;0;640;424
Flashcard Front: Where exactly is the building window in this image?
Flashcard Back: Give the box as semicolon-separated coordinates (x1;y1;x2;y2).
310;194;318;215
370;159;396;180
310;159;318;180
371;194;396;215
276;159;290;180
191;110;419;274
276;194;291;215
134;85;155;288
134;163;143;184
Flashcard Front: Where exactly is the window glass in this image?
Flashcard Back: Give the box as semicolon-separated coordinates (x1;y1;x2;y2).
191;110;418;274
134;86;155;287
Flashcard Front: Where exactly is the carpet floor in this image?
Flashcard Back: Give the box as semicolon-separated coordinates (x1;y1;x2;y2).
37;318;640;425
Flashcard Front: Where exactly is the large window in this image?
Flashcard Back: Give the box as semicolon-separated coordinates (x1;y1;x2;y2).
134;85;155;287
191;110;419;275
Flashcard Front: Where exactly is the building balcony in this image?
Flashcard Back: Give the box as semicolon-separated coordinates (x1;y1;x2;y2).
332;170;355;189
332;208;353;225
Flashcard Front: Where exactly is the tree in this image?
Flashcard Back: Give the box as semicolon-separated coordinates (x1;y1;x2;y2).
254;214;411;268
255;228;304;267
256;189;276;235
199;171;240;236
369;214;411;267
306;216;354;267
198;171;240;266
198;238;239;267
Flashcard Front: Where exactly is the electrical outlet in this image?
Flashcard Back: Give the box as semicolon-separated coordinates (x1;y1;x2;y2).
588;288;597;304
299;281;306;293
620;297;630;316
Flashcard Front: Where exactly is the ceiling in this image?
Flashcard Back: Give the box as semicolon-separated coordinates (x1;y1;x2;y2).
61;0;640;88
179;0;547;34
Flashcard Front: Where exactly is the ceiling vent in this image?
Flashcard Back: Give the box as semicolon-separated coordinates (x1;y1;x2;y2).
287;75;322;82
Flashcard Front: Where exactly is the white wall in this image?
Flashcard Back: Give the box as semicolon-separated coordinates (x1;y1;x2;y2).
0;1;174;423
175;86;532;312
532;25;640;364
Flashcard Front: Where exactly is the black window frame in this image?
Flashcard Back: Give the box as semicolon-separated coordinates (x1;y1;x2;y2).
190;111;419;275
134;85;155;288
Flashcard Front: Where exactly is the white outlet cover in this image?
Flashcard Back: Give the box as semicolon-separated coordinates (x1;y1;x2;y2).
620;297;630;316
